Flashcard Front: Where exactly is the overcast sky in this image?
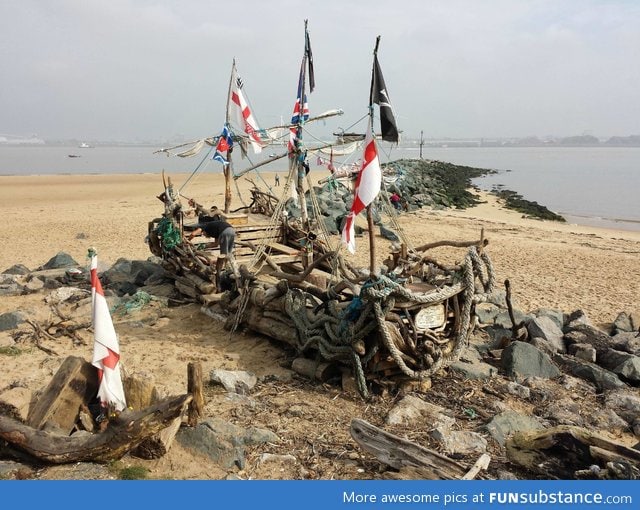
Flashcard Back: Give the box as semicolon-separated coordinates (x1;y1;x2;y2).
1;0;639;142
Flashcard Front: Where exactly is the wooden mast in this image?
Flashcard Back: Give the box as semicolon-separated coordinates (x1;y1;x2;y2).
223;60;235;214
292;20;312;266
365;36;382;276
296;21;310;231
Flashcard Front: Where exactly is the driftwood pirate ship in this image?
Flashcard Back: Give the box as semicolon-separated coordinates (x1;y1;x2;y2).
148;27;497;398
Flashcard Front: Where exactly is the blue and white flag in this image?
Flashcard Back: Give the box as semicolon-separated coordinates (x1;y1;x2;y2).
211;124;233;165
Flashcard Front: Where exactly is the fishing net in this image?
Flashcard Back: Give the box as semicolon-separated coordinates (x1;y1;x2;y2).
155;217;182;252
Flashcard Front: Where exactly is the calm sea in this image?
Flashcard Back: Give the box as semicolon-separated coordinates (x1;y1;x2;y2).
1;144;639;232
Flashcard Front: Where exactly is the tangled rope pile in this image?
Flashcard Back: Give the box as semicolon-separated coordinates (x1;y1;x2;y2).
280;246;495;397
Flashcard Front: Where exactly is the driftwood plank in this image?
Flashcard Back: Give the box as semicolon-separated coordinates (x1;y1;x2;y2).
350;418;468;480
0;394;192;464
27;356;99;434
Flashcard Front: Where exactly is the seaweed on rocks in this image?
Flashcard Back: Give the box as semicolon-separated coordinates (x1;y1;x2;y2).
382;158;496;210
382;159;564;222
492;188;566;222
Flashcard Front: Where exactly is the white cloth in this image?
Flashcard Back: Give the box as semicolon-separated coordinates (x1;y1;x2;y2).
341;124;381;254
91;254;126;411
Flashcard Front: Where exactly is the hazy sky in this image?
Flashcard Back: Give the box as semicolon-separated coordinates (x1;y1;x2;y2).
1;0;639;142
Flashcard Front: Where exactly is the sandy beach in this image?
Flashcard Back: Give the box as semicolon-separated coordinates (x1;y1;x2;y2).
1;171;638;326
1;170;639;480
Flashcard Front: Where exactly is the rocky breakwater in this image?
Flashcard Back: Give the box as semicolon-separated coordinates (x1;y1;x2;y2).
283;158;562;237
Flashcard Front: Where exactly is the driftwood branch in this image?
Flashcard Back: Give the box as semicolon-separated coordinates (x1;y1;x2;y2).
505;279;527;341
0;394;192;464
415;237;488;253
350;418;484;480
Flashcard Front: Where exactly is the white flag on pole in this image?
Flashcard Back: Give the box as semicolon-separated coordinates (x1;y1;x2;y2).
341;124;381;254
90;249;126;411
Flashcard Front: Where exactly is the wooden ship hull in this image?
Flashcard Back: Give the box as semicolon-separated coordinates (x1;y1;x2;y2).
148;186;496;398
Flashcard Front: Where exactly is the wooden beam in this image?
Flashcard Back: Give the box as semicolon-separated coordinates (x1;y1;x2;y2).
27;356;99;435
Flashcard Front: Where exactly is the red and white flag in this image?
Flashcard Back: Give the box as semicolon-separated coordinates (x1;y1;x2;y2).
341;124;382;254
229;66;264;154
90;251;126;411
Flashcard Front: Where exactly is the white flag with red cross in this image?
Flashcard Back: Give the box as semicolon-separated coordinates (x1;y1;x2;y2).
341;124;382;254
90;249;126;411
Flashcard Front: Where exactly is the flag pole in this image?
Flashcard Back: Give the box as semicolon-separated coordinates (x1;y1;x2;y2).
366;36;382;276
297;20;310;232
223;60;235;214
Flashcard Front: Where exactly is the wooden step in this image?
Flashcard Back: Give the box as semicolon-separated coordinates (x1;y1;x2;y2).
265;254;301;265
224;213;249;226
265;242;300;256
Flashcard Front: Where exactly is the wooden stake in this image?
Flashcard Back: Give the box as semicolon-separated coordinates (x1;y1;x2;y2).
187;362;205;427
366;205;376;276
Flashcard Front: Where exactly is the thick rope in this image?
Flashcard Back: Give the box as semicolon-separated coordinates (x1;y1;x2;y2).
273;245;494;397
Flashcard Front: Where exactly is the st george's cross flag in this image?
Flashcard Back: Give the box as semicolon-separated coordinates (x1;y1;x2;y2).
89;249;126;411
341;124;382;253
229;66;264;154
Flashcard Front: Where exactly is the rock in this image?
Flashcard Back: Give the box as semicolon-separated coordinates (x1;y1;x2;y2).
565;309;591;329
128;260;165;286
41;252;79;270
526;316;565;353
210;369;257;394
502;341;560;379
543;398;584;426
44;287;90;305
23;278;44;292
494;310;529;330
586;409;629;433
177;419;245;469
612;312;634;334
449;360;496;380
484;410;545;447
499;381;531;399
567;343;596;363
430;428;488;455
2;264;30;275
530;337;559;357
484;326;513;348
0;282;22;297
320;215;338;235
532;308;564;330
379;225;399;242
386;395;454;428
0;311;26;332
597;348;635;370
613;357;640;383
611;332;640;356
604;390;640;425
475;303;500;325
563;358;626;391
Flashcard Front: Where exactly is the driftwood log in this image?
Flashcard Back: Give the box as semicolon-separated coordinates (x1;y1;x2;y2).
506;425;640;479
0;394;192;464
350;418;489;480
